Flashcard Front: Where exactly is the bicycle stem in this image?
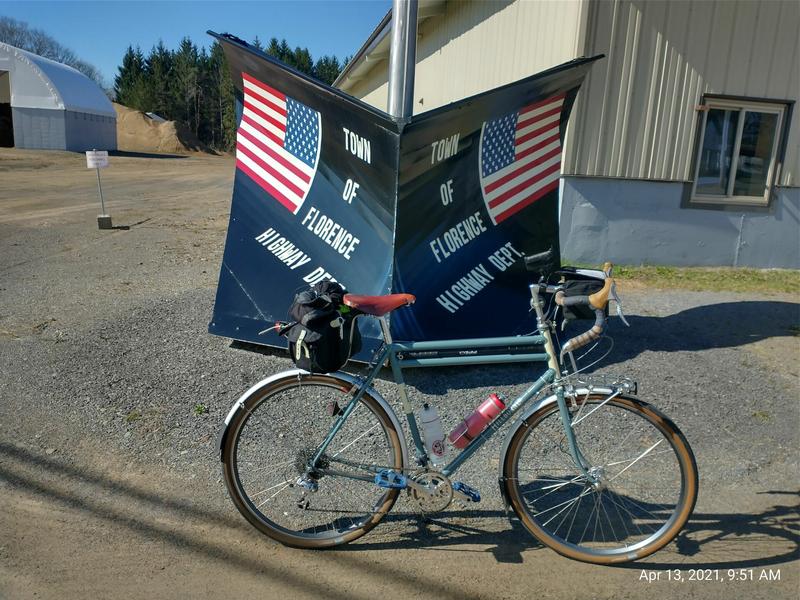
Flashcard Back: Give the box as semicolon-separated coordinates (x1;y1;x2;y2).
529;284;562;378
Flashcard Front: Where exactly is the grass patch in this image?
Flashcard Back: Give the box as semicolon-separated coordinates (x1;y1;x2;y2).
576;264;800;294
124;410;142;423
193;403;209;416
752;410;772;423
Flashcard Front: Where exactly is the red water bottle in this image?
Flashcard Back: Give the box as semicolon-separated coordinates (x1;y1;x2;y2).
448;393;506;449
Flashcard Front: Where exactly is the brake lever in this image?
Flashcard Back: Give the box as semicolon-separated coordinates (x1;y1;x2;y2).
610;281;630;327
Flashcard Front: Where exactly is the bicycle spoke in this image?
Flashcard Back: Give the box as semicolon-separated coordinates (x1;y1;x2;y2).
539;487;593;526
563;486;585;541
256;480;292;507
598;492;620;543
604;448;673;468
521;474;586;504
247;458;296;475
571;390;620;426
251;477;294;498
577;491;599;545
539;477;586;491
507;395;696;562
607;440;663;481
224;376;403;547
606;489;635;543
331;421;381;458
593;492;604;544
614;490;668;526
552;481;587;537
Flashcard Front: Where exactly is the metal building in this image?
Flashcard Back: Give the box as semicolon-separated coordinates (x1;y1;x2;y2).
0;42;116;151
336;0;799;268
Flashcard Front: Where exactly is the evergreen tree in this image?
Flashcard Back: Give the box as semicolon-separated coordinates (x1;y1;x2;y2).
265;37;282;59
111;35;345;151
293;47;314;76
172;37;200;134
114;46;148;108
209;41;236;150
314;55;341;85
146;41;173;117
278;39;293;66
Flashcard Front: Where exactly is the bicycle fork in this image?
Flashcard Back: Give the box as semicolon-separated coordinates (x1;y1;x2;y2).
529;283;596;485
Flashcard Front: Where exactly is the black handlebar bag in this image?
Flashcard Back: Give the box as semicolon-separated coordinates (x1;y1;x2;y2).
552;267;607;321
281;282;362;373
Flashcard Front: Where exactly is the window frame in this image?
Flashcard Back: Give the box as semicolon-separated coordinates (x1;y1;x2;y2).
690;96;787;207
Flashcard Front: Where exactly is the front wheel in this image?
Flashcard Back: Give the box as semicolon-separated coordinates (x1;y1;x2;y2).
503;394;698;564
221;373;405;548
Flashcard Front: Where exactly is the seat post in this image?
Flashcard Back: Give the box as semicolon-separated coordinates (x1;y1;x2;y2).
378;316;393;344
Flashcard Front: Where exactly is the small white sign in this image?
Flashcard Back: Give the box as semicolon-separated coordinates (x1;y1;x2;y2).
86;150;109;169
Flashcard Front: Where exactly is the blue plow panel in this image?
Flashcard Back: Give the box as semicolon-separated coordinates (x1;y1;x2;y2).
207;32;601;354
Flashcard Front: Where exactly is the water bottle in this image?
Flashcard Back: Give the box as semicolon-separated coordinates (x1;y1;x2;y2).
448;393;506;449
420;403;447;467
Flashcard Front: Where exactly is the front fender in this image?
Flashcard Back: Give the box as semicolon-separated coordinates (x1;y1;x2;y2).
496;386;616;508
216;369;408;466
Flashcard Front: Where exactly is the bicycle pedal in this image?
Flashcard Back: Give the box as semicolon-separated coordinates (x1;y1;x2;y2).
452;481;481;503
374;469;407;489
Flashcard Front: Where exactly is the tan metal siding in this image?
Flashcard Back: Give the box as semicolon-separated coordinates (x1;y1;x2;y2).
565;0;799;185
343;0;586;115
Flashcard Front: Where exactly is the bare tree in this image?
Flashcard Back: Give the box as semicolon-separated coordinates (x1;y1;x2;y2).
0;17;30;48
0;16;107;90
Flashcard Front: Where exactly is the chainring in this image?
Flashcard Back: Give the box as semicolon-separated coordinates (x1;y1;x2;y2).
408;470;453;513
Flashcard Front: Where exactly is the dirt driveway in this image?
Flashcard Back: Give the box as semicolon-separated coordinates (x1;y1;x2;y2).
0;149;797;599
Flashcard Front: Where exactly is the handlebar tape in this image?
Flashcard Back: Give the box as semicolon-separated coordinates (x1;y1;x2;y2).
552;262;614;360
556;294;591;307
560;308;606;358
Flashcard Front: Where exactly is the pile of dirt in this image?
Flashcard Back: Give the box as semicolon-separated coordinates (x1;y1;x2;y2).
113;103;211;155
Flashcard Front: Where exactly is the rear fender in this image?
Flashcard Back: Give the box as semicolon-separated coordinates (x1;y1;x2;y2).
217;369;408;466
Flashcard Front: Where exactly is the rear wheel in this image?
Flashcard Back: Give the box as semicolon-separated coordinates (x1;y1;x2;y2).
222;373;404;548
503;394;698;564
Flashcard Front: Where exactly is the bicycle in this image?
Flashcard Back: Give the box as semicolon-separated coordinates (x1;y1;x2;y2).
217;257;699;564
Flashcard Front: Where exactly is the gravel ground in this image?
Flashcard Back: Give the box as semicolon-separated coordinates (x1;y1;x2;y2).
0;149;798;599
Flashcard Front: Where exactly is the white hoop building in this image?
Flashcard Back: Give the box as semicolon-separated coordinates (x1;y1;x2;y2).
0;42;116;151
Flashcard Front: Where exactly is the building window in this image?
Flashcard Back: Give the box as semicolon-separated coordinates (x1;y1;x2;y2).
691;97;787;206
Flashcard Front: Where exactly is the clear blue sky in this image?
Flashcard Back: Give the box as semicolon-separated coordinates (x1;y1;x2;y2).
0;0;391;85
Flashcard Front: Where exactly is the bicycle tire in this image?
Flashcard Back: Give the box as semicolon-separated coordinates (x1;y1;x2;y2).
503;394;698;564
221;372;404;548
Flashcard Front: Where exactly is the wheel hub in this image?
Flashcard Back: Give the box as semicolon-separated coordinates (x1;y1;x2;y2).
588;466;607;490
295;447;329;476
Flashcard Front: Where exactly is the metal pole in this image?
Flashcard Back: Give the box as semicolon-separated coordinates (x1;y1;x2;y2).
387;0;418;120
95;167;106;215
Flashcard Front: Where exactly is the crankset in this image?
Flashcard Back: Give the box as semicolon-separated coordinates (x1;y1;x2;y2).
407;470;454;512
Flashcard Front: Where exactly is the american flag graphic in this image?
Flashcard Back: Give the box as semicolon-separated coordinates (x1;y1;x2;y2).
236;72;321;215
479;93;565;225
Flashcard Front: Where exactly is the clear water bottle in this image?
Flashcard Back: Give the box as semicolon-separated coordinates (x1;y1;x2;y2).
420;403;447;467
448;393;506;449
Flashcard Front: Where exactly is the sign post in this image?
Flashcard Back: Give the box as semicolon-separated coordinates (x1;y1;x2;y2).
86;149;111;229
387;0;418;120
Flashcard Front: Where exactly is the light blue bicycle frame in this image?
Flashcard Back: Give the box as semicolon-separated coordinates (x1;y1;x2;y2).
310;284;593;480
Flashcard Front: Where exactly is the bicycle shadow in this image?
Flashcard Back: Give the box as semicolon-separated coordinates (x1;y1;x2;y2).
345;492;800;569
598;300;799;368
390;300;798;393
2;443;796;575
619;490;800;570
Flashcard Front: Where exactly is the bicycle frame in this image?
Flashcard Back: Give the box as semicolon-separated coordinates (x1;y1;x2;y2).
310;284;594;481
